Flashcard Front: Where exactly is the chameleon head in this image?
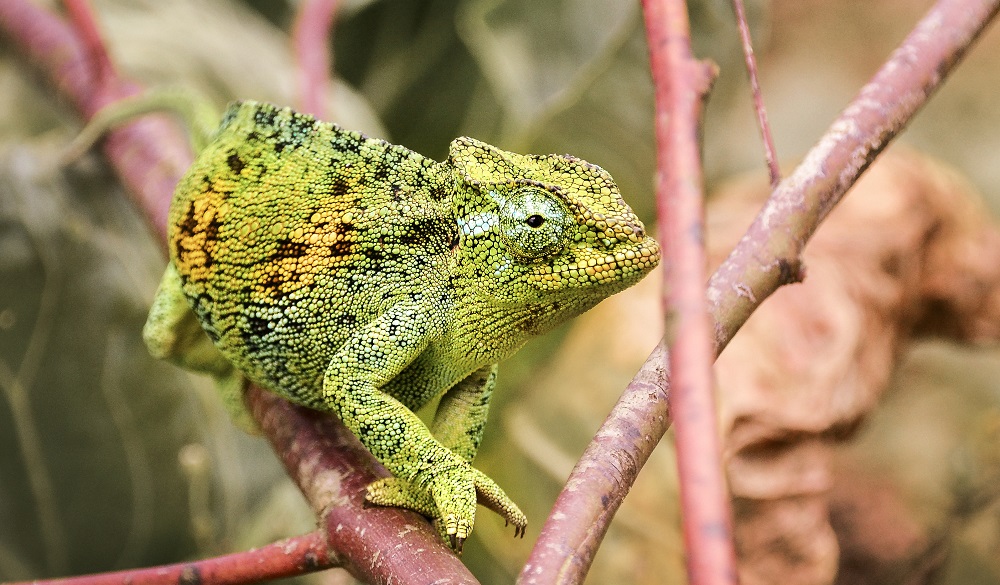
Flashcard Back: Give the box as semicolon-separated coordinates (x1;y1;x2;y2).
448;137;660;311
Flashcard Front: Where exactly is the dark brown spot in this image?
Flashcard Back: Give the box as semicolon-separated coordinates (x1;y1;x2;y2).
261;272;285;295
226;152;245;174
335;313;358;327
247;314;272;338
363;247;384;262
399;217;443;246
329;174;354;199
329;240;353;258
778;257;804;285
428;183;447;201
201;216;221;268
178;203;199;237
253;106;277;127
302;551;320;571
372;159;391;182
271;238;309;259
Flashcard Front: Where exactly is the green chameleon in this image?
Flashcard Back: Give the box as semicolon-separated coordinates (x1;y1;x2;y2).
142;100;660;551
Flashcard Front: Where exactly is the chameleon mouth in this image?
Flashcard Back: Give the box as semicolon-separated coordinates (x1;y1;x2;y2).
536;237;660;290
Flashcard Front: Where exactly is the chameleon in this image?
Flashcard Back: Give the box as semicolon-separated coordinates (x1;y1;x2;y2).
142;100;660;551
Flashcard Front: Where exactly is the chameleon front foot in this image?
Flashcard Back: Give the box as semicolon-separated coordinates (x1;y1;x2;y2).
364;468;525;551
363;476;474;552
427;466;527;550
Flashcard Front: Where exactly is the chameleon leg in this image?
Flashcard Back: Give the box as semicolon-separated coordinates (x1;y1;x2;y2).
143;265;256;433
366;366;494;513
366;364;526;539
434;364;525;536
432;364;497;463
321;300;503;550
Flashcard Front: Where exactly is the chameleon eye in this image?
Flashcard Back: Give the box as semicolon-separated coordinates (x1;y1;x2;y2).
500;189;571;259
526;214;545;228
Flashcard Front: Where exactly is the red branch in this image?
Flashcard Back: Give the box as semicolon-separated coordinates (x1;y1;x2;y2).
646;1;737;585
732;0;780;187
292;0;338;119
3;531;332;585
521;0;999;582
2;0;192;238
61;0;114;84
247;389;478;583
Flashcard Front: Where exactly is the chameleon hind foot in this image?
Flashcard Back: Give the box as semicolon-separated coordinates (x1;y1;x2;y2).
470;467;527;538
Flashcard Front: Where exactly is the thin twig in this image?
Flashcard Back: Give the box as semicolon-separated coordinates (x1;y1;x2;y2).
732;0;780;188
521;0;1000;582
292;0;338;119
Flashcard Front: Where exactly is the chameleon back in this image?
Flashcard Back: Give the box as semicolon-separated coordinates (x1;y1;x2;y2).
168;101;456;406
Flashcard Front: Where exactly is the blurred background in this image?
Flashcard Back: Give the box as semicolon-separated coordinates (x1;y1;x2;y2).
1;0;1000;583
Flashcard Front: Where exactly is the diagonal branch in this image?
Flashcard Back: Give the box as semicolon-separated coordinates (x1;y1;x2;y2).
707;0;1000;349
521;0;1000;582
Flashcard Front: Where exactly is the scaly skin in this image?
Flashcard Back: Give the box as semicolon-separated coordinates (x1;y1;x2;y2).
143;100;660;551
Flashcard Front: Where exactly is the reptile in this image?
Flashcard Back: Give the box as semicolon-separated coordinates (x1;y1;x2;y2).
142;100;660;551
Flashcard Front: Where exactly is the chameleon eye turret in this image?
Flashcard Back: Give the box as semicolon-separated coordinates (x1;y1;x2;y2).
143;100;659;552
499;188;573;259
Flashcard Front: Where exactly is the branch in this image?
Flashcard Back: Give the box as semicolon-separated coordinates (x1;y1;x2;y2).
0;0;190;238
521;0;1000;582
292;0;338;119
0;1;476;583
645;1;738;584
731;0;780;187
707;0;1000;349
247;389;478;583
1;531;332;585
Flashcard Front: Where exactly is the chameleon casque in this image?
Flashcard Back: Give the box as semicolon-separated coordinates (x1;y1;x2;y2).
143;100;660;550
